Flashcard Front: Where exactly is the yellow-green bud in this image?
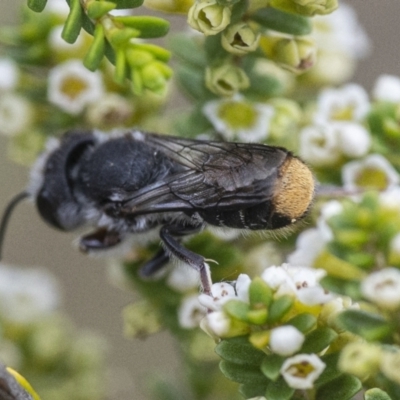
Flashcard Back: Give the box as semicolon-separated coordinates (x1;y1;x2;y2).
205;64;249;96
260;35;316;74
338;342;381;381
271;0;338;16
380;350;400;385
144;0;194;13
188;0;231;36
221;22;260;55
141;61;173;94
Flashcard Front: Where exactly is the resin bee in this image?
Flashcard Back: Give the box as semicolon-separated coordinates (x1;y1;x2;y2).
0;130;315;294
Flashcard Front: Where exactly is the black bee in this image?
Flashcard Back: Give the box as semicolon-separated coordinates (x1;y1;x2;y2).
0;130;315;294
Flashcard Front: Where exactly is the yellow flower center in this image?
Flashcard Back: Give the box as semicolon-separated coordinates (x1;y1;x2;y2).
355;167;389;190
60;75;88;100
218;101;257;130
330;105;356;121
286;361;315;378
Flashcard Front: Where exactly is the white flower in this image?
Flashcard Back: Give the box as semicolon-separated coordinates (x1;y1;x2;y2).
166;265;200;293
201;310;231;337
269;326;305;356
379;186;400;211
45;0;70;17
334;122;371;158
316;200;343;238
361;268;400;310
372;74;400;103
86;93;134;128
48;60;104;115
313;4;370;59
390;233;400;255
0;264;60;324
280;353;326;389
0;58;18;91
342;154;400;190
287;228;328;267
235;274;251;303
198;281;236;311
178;294;207;329
299;124;341;167
261;264;331;306
203;97;274;142
0;93;34;136
314;84;370;124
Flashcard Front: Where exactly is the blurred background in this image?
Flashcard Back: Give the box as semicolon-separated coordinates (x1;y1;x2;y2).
0;1;400;398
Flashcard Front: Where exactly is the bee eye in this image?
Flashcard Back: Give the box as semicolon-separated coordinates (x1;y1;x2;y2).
36;189;65;230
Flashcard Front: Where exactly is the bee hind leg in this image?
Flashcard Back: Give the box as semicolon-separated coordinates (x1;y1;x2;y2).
159;225;212;296
139;248;170;278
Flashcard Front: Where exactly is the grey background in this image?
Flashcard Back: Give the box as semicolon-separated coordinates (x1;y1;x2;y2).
0;1;400;398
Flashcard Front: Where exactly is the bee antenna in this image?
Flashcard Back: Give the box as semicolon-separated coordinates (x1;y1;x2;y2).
0;191;30;261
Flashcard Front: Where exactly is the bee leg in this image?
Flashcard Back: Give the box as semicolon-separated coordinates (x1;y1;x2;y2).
139;248;170;278
79;228;123;252
160;225;212;296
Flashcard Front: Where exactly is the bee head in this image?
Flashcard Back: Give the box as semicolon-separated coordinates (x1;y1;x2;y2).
273;156;315;225
30;131;96;231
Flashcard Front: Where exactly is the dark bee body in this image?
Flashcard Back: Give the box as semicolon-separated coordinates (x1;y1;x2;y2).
26;130;315;294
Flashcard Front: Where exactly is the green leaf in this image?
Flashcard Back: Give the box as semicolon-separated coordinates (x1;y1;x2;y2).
315;374;362;400
316;352;341;387
204;34;226;64
300;327;338;354
113;16;170;38
87;1;116;19
176;66;210;100
251;6;312;36
109;0;144;9
286;313;317;334
249;277;273;307
215;336;266;366
224;299;251;322
320;276;362;299
27;0;47;12
261;354;285;381
365;388;393;400
239;382;269;399
84;23;105;71
267;295;294;324
265;376;295;400
169;35;207;68
62;0;82;44
230;0;249;24
219;360;268;385
336;310;394;341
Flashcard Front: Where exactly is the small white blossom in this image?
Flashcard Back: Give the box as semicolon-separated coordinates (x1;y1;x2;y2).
48;60;104;115
45;0;70;17
166;265;200;293
314;84;370;124
86;93;134;128
261;264;332;306
390;233;400;255
342;154;400;190
280;353;326;389
269;326;305;356
235;274;251;303
299;124;340;166
361;268;400;310
373;74;400;103
313;4;370;59
334;122;371;158
316;200;343;239
203;97;274;142
198;281;236;311
0;264;60;324
0;58;18;91
379;186;400;211
201;310;231;337
178;294;207;329
287;228;328;267
0;93;34;136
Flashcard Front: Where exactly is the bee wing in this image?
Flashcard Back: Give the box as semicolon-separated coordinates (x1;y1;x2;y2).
121;134;290;215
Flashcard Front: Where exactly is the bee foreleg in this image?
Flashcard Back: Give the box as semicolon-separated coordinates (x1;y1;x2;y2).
159;225;212;296
139;248;170;278
79;228;123;252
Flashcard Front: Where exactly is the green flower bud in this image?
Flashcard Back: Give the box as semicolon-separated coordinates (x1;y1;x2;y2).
205;64;249;96
260;34;316;74
188;0;231;36
221;22;260;55
271;0;338;16
338;342;381;380
141;61;173;94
